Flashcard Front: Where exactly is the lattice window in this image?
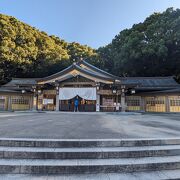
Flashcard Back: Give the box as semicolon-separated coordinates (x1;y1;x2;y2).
12;97;29;105
170;99;180;106
146;97;156;106
126;96;141;106
145;96;166;112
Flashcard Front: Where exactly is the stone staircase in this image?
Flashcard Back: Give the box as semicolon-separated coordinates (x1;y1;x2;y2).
0;138;180;176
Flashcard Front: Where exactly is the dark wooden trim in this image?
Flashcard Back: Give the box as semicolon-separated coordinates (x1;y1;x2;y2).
60;82;96;87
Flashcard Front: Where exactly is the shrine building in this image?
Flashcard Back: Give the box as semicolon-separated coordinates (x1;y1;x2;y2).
0;60;180;112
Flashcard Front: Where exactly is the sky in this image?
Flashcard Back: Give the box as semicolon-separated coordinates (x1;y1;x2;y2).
0;0;180;48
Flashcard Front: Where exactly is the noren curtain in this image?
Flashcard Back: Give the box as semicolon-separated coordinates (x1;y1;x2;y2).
59;88;96;100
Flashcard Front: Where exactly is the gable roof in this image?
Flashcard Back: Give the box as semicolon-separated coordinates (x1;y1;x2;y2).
1;60;180;93
78;60;119;79
0;60;119;91
37;61;118;84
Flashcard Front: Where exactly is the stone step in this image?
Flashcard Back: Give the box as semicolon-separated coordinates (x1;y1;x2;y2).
1;170;180;180
1;145;180;159
0;155;180;174
0;138;180;148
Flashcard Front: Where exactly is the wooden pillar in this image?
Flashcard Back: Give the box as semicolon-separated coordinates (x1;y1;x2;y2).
8;95;12;111
29;95;33;110
96;94;100;112
165;96;170;112
121;86;126;112
116;93;120;111
32;96;37;111
141;96;145;112
116;94;118;104
32;87;37;111
121;93;126;112
96;83;100;112
56;86;59;111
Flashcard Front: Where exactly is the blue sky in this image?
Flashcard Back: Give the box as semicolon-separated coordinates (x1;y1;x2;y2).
0;0;180;48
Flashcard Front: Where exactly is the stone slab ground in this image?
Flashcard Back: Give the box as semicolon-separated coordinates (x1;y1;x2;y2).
1;170;180;180
0;112;179;139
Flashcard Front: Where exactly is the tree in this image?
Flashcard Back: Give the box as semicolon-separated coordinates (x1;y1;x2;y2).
0;14;95;84
97;8;180;82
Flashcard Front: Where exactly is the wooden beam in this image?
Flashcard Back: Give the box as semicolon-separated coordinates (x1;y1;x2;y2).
60;82;96;87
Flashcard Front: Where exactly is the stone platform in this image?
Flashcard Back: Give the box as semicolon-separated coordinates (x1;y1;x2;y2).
0;112;180;139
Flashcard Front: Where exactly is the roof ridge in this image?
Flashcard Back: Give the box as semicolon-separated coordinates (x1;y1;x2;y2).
78;59;120;79
12;78;40;80
74;64;114;81
123;76;175;79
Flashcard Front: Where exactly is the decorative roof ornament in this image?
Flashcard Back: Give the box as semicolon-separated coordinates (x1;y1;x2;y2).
77;55;83;62
73;58;76;65
80;55;83;61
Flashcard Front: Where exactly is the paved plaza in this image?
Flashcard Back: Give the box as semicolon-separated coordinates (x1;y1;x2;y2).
0;112;180;139
1;170;180;180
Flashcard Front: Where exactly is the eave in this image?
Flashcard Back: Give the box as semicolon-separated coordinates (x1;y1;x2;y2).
37;63;116;85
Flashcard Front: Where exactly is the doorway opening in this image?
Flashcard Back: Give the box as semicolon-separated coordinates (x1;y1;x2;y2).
60;96;96;112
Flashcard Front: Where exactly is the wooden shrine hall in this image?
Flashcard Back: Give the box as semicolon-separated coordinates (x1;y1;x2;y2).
0;60;180;112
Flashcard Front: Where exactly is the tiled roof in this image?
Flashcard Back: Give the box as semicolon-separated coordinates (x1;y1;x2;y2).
38;61;116;83
78;60;119;79
122;76;180;88
0;60;180;93
3;78;38;87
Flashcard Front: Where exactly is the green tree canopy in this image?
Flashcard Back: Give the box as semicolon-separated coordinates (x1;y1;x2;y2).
0;14;95;84
97;8;180;81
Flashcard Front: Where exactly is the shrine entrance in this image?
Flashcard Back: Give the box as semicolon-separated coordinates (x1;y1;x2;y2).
60;96;96;112
59;87;96;112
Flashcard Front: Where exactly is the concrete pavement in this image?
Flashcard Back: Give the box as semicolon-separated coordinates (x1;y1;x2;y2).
0;112;179;139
